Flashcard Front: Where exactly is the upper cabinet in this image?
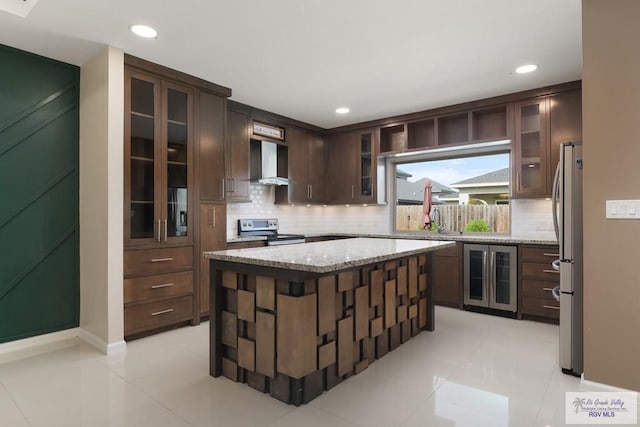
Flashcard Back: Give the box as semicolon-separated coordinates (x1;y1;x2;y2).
225;110;251;203
124;69;194;247
513;98;549;198
548;90;582;189
275;126;325;204
326;128;376;204
512;89;582;198
378;105;511;155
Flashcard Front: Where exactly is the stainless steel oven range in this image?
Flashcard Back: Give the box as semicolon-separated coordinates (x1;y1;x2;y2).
237;219;305;246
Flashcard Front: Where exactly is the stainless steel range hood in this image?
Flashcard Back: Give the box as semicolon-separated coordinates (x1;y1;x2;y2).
250;140;289;185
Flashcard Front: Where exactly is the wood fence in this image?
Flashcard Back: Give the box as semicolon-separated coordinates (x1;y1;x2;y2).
396;204;510;233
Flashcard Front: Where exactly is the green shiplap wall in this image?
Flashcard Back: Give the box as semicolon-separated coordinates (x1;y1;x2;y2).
0;44;80;343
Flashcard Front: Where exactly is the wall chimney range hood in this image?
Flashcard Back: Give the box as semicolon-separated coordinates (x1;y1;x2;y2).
250;140;289;186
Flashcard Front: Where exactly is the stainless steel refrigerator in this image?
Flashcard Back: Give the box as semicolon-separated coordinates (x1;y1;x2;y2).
552;142;583;377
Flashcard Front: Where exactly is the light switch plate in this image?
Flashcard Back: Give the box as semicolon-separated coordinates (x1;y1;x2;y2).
606;200;640;219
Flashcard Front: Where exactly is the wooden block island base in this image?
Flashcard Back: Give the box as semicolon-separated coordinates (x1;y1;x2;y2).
205;238;454;405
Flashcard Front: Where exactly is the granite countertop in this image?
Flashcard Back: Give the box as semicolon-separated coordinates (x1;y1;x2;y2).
206;237;455;274
227;232;557;245
304;232;558;245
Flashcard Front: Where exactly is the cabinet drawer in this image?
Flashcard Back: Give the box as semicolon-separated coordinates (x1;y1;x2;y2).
124;295;193;336
520;296;560;320
124;246;193;277
521;262;560;280
521;279;557;299
124;271;193;305
521;246;559;263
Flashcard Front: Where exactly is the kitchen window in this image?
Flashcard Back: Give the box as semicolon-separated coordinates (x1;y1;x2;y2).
392;146;511;234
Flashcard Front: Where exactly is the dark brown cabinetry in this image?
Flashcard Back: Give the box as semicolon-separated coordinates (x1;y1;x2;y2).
123;247;194;336
513;98;549;197
378;105;511;154
519;245;560;321
124;67;196;338
275;127;325;204
326;129;376;204
549;90;582;189
124;56;231;338
513;89;582;198
198;91;226;202
432;242;462;308
198;203;226;316
124;69;194;247
225;110;251;202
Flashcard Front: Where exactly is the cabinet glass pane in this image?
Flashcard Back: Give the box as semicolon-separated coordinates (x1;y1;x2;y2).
469;250;484;301
131;79;154;116
166;88;188;238
360;133;372;197
494;251;511;304
519;103;542;191
130;78;155;239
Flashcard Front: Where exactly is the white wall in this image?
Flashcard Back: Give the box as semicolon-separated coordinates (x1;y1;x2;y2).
79;46;125;353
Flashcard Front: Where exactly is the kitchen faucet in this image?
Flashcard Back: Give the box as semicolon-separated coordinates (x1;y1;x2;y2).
431;207;447;233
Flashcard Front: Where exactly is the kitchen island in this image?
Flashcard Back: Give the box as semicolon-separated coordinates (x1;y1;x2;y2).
204;237;454;405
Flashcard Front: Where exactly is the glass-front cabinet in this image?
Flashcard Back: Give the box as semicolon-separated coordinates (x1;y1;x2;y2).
354;130;375;203
513;98;548;198
359;132;373;200
463;244;517;312
125;69;193;247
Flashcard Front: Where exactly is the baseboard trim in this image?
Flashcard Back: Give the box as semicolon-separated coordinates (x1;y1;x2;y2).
0;328;80;364
0;328;126;364
78;328;126;355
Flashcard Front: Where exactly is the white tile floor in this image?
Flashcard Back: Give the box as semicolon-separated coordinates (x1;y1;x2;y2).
0;307;590;427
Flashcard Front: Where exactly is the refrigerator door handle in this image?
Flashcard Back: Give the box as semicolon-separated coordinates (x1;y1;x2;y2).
552;161;561;241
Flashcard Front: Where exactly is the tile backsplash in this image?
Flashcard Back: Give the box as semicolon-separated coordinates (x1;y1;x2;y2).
227;184;555;240
226;184;390;239
510;198;555;239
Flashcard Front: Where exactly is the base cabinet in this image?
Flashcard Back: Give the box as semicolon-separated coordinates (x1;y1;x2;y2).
463;244;517;312
433;243;462;308
519;245;560;321
123;246;194;338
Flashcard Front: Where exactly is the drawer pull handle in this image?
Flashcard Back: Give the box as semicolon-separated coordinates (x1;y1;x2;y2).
543;269;559;274
151;283;174;289
543;287;554;291
543;305;560;310
151;257;174;263
151;308;174;316
543;253;560;257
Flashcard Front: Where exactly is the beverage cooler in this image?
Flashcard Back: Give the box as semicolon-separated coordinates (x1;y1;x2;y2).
463;244;518;312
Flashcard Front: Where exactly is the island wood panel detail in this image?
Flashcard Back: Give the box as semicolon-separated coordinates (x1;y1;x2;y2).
209;253;433;405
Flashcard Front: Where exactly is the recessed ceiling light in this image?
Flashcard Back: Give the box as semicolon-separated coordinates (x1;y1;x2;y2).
130;24;158;38
335;107;350;114
515;64;537;74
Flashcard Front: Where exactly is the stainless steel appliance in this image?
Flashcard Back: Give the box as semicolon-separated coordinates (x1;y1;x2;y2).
463;244;518;312
552;142;583;377
238;218;305;246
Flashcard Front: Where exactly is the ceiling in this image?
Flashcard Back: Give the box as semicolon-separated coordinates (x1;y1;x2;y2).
0;0;582;129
